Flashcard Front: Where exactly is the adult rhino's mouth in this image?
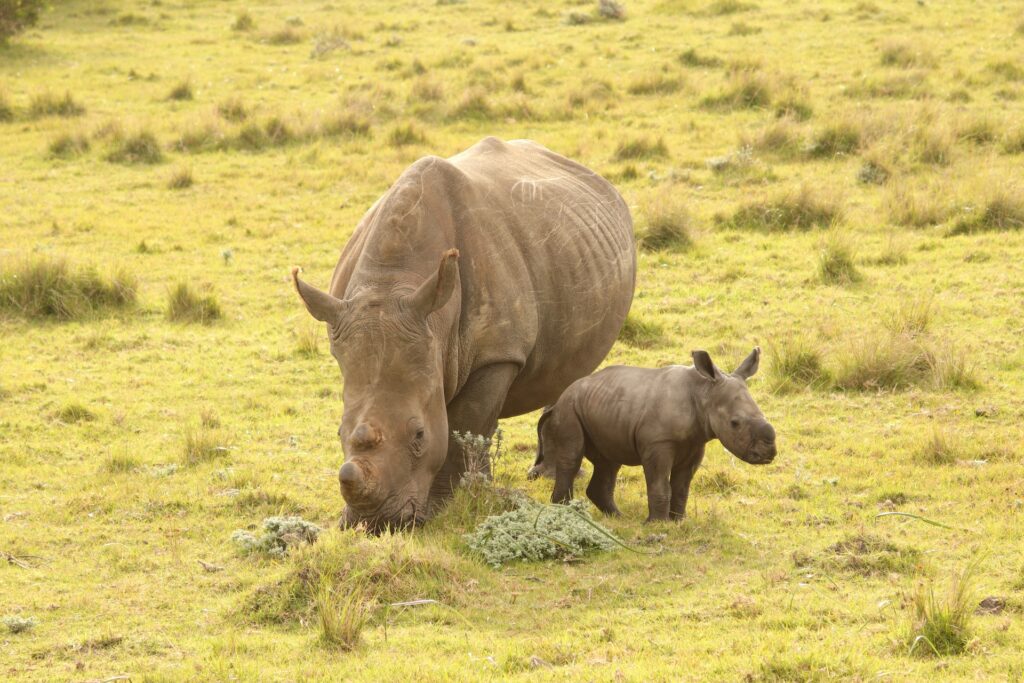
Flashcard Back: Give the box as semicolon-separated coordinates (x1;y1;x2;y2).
746;440;777;465
340;497;425;534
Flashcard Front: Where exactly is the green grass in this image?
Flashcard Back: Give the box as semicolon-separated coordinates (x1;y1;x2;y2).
2;0;1024;680
166;282;222;324
0;257;136;320
905;564;977;657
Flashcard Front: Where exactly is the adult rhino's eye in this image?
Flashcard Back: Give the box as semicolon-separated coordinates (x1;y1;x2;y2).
730;418;741;429
415;428;425;441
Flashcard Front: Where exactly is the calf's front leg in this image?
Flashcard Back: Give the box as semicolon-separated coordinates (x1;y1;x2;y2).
669;445;705;520
641;443;675;522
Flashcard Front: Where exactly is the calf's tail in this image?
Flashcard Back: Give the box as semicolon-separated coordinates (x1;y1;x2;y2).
526;404;556;480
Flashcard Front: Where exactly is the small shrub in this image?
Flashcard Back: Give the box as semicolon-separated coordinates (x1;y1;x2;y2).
387;122;426;147
232;11;255;31
702;70;774;110
949;189;1024;235
48;132;90;159
565;10;592;25
905;565;976;657
721;186;841;231
232;516;321;557
168;79;193;101
768;337;829;393
679;48;723;68
880;41;936;69
55;402;96;424
451;429;505;485
464;498;620;568
638;194;694;251
2;616;37;635
166;282;222;324
28;91;85;119
0;257;136;320
106;130;164;164
857;158;890;185
618;313;664;348
168;165;193;189
627;72;683;96
217;97;248;122
316;581;369;651
817;232;861;285
182;425;230;465
916;428;959;466
613;136;668;161
806;121;861;158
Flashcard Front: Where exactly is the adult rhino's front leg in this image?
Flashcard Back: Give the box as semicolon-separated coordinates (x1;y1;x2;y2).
427;363;520;511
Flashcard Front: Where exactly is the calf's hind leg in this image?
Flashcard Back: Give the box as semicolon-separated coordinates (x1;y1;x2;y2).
586;454;622;515
541;404;586;505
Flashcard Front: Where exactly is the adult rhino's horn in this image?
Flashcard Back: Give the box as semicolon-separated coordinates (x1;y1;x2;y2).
402;249;460;317
291;267;347;326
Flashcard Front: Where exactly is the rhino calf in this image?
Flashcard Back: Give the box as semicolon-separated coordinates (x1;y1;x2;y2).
535;348;776;522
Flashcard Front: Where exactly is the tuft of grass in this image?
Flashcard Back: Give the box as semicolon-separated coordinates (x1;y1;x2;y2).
617;313;665;348
833;334;932;391
613;136;668;161
857;156;891;185
817;232;862;285
885;182;952;227
637;193;694;251
805;121;861;158
929;342;979;391
706;0;756;15
880;41;936;69
232;11;255;32
103;451;140;474
721;185;841;232
318;110;371;138
217;97;248;122
741;119;802;157
0;257;136;320
295;324;321;358
987;60;1024;82
916;428;959;466
773;93;813;121
847;71;932;99
55;402;97;424
702;70;774;110
949;188;1024;235
957;117;998;145
166;282;222;324
172;117;228;152
905;564;977;657
168;165;193;189
182;425;230;465
910;124;954;165
28;91;85;119
409;77;444;103
265;26;304;45
678;48;723;68
1002;127;1024;154
168;79;193;101
767;337;829;393
448;89;493;120
106;130;164;164
48;131;90;159
316;582;370;651
627;72;684;96
884;297;932;337
387;122;426;147
0;90;13;122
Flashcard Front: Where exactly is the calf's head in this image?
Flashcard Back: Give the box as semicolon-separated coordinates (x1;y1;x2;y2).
291;250;460;531
692;347;776;465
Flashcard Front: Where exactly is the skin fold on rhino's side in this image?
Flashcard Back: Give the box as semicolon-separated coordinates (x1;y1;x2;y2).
292;137;637;531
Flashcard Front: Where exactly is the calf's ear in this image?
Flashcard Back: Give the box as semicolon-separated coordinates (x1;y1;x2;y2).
403;249;460;317
733;346;761;379
292;267;347;327
692;350;721;382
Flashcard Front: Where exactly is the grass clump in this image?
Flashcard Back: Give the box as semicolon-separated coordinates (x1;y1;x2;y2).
166;282;222;324
103;451;140;473
106;130;164;164
702;70;774;110
3;615;37;634
916;428;959;466
949;188;1024;235
28;91;85;118
637;193;694;251
168;165;193;189
265;26;304;45
232;11;255;32
316;581;370;651
833;334;931;391
627;72;683;96
910;124;954;165
167;79;193;101
885;182;952;227
679;47;723;68
817;231;862;285
822;533;921;576
48;131;90;159
232;516;321;557
613;136;668;161
448;89;493;121
294;324;321;358
0;90;13;122
805;121;861;158
720;186;841;232
0;257;136;320
387;122;426;147
880;41;936;69
182;425;230;465
464;498;619;568
55;402;96;424
905;565;976;657
957;117;998;145
767;337;829;393
217;97;248;122
617;313;665;348
885;297;932;337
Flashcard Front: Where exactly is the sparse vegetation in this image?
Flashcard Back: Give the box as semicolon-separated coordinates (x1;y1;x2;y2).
166;282;222;324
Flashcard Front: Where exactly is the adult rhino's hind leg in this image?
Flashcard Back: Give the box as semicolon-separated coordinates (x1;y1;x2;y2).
541;402;586;505
428;363;520;512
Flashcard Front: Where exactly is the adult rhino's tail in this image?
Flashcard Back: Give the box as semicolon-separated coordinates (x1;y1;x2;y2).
526;405;556;480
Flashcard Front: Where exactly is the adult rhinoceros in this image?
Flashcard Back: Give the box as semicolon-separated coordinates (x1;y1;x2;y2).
292;137;635;531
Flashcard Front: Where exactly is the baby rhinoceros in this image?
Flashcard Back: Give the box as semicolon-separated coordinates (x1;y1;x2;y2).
535;348;776;522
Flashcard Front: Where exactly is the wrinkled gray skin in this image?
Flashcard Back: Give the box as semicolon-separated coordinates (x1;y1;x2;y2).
531;348;776;522
292;137;636;532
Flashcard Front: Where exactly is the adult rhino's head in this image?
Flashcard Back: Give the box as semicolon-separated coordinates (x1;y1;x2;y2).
692;347;777;465
291;249;460;532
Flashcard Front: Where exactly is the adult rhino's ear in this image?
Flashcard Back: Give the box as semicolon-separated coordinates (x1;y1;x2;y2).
292;267;347;327
692;350;721;383
733;346;761;380
403;249;460;317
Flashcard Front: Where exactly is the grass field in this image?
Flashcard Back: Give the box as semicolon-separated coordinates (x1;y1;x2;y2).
2;0;1024;680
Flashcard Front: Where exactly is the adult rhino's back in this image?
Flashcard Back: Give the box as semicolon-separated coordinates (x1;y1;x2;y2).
446;138;637;416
